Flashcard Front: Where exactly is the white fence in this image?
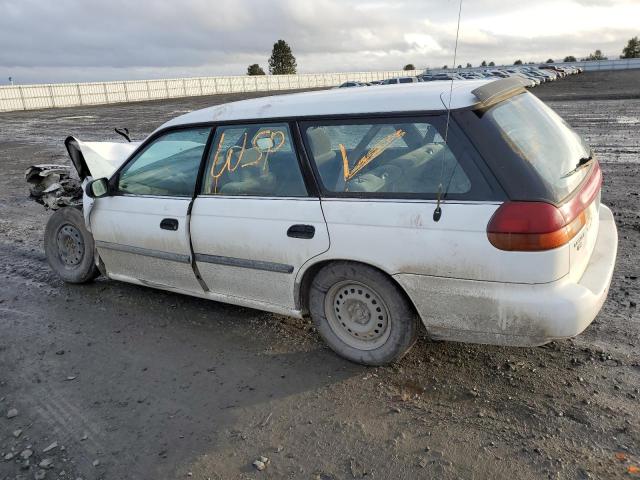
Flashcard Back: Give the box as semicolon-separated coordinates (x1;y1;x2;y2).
2;58;637;113
0;70;420;113
557;58;640;71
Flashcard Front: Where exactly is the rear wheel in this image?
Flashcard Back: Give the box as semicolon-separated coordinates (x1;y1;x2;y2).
44;207;100;284
309;262;419;365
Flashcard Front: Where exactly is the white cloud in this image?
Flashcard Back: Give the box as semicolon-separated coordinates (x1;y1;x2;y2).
0;0;637;83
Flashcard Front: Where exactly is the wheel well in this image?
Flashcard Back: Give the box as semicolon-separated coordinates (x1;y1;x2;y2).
296;259;420;319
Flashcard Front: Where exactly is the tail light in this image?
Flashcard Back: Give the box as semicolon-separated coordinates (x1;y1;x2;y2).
488;162;602;251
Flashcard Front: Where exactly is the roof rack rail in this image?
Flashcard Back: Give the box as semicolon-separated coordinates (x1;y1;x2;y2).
471;77;528;109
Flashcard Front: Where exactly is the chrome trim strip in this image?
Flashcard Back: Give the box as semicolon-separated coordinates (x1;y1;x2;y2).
194;253;294;274
95;240;191;264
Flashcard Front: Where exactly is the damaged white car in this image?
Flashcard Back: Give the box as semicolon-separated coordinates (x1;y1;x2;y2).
29;78;618;365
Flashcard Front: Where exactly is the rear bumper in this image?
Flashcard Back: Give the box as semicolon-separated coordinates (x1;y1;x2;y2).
394;205;618;346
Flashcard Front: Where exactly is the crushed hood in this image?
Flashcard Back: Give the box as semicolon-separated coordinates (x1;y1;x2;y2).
65;136;141;179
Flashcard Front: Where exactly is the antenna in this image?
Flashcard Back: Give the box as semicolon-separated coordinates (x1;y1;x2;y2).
433;0;463;222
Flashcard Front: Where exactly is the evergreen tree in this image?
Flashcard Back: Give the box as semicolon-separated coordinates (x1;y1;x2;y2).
585;50;607;61
247;64;266;75
621;37;640;58
268;40;297;75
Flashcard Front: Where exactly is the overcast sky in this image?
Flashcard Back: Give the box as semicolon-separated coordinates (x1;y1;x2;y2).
1;0;638;84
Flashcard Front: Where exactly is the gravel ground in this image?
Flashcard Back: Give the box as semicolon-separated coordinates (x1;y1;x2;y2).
0;72;639;480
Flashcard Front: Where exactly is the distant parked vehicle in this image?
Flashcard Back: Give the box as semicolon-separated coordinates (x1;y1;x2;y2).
503;69;540;86
459;72;484;80
336;81;368;88
486;70;511;79
522;67;557;81
381;77;420;85
539;65;566;77
419;73;464;81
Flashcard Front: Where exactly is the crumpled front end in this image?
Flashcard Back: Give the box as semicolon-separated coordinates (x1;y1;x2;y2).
25;136;140;210
25;164;83;210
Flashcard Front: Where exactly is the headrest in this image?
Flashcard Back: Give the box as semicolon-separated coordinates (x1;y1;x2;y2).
306;127;336;165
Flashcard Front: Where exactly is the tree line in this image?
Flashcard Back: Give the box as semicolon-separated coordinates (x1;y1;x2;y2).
446;37;640;70
248;37;639;76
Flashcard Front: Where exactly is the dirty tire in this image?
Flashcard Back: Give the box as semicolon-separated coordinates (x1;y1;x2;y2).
44;207;100;284
309;262;419;366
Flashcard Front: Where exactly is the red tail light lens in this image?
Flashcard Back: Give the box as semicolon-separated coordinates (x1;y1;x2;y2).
487;162;602;251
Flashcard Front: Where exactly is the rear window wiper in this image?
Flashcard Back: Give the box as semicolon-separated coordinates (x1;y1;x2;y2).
562;155;593;178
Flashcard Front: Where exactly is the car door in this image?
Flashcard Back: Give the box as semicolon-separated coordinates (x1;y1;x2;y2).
90;127;211;293
190;122;330;311
298;115;506;282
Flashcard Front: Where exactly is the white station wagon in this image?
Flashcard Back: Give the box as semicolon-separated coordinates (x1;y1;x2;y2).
40;78;618;365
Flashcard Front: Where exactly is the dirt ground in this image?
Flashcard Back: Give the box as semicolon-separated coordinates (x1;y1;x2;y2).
1;72;639;480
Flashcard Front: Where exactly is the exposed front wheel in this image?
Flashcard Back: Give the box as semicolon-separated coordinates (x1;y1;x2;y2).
44;207;100;284
309;262;419;366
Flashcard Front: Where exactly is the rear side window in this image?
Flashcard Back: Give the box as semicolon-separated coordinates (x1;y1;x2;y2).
485;92;591;199
301;117;492;198
118;128;210;197
201;123;307;197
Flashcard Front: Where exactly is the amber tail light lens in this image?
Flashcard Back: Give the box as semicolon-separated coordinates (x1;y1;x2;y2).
487;162;602;252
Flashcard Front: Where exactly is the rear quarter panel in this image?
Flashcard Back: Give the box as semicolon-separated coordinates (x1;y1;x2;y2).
306;199;570;284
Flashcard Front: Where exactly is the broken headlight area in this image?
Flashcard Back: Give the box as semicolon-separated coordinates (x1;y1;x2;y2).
25;164;83;210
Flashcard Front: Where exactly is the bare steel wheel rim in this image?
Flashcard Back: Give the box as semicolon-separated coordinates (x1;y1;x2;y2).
324;280;391;351
56;224;85;267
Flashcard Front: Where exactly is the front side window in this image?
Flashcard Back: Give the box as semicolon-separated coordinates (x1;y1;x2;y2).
201;123;307;197
301;118;473;196
118;128;211;196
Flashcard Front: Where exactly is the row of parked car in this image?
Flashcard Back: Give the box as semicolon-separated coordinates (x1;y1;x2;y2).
337;64;583;89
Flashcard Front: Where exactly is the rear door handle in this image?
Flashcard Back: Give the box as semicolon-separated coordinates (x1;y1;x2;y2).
287;224;315;239
160;218;179;231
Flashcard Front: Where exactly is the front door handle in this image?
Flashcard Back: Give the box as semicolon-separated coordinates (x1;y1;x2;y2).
287;224;315;239
160;218;179;231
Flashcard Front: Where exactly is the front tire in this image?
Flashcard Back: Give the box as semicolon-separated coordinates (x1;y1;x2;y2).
309;262;419;366
44;207;100;284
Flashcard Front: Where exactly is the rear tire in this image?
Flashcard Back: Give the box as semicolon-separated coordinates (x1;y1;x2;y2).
44;207;100;284
309;262;419;366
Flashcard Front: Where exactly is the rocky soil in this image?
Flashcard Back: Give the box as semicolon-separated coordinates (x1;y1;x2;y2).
0;72;639;480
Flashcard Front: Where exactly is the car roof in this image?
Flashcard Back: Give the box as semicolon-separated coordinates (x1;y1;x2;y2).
159;79;492;130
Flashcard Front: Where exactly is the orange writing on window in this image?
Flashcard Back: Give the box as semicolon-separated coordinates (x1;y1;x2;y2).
208;129;286;193
339;129;406;182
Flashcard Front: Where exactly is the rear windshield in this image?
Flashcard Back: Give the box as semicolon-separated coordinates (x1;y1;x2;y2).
485;92;591;200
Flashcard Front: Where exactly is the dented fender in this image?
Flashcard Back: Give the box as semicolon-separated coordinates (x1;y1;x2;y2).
81;177;95;232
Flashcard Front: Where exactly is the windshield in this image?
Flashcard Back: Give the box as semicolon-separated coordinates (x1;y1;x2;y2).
485;92;592;200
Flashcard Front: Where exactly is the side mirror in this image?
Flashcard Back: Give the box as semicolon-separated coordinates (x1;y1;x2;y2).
85;178;110;198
